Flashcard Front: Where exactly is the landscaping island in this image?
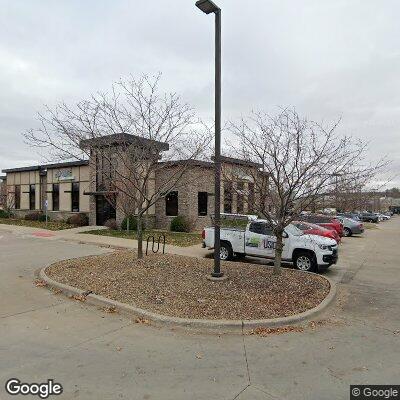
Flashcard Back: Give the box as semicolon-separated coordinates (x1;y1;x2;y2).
46;252;330;320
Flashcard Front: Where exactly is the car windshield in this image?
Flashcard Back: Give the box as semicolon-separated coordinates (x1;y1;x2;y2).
285;224;304;236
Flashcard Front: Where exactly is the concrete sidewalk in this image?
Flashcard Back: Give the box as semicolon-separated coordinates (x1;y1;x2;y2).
0;223;210;258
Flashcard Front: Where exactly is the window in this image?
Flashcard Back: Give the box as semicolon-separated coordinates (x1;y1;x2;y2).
247;183;254;213
223;182;233;213
14;185;20;209
52;184;59;211
198;192;208;216
249;222;273;235
29;184;35;210
293;222;309;231
165;191;178;216
237;182;244;214
71;182;80;212
96;151;116;191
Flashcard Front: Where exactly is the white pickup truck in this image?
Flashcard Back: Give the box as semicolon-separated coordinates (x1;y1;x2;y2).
202;219;338;272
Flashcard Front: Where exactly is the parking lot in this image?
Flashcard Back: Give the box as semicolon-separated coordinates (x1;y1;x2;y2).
0;218;399;400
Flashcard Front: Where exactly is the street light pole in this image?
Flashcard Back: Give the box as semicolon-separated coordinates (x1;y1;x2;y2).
195;0;223;278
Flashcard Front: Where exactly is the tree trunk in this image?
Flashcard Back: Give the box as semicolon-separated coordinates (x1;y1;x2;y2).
273;232;284;275
137;214;143;259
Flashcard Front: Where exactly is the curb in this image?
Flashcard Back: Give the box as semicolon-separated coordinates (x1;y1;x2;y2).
39;265;337;334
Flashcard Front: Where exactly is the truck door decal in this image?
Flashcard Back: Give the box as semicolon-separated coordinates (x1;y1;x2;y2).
262;238;276;249
245;237;260;248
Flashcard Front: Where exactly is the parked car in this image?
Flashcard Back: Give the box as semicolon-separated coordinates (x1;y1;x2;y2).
202;220;339;272
292;220;341;244
336;216;364;237
337;212;361;221
374;213;390;221
298;214;344;236
359;212;379;223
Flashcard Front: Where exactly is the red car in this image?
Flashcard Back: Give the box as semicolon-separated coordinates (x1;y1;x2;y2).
293;220;341;244
299;214;344;236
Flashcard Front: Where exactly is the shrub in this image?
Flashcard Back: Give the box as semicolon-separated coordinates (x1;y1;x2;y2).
38;214;50;222
25;212;42;221
104;218;118;230
170;215;191;232
0;210;10;218
67;213;89;226
121;215;146;231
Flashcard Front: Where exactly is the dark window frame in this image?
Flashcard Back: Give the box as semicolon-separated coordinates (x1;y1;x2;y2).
223;182;233;214
165;191;178;216
52;183;60;211
29;184;36;210
198;192;208;216
71;182;80;212
237;182;244;214
247;182;255;213
14;185;21;209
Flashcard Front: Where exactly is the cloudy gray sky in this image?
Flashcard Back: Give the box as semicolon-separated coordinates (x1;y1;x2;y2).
1;0;399;187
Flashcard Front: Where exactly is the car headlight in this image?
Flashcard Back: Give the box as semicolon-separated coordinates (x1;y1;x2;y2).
318;244;332;250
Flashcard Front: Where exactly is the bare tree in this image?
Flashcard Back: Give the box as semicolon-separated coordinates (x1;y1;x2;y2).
0;183;13;212
228;108;387;274
24;74;211;258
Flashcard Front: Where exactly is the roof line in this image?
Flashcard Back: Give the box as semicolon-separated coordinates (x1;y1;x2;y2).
2;160;89;173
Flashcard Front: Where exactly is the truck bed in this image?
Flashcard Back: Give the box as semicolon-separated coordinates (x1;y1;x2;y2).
204;227;246;254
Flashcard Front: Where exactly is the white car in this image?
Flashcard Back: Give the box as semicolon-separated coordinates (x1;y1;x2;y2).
202;220;338;272
374;213;390;221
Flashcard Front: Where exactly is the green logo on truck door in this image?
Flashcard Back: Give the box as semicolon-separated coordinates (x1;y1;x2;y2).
246;237;260;248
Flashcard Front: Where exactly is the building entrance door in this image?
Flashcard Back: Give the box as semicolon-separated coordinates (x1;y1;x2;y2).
96;195;116;226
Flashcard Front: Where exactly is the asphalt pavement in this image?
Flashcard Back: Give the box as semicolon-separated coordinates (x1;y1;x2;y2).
0;218;399;399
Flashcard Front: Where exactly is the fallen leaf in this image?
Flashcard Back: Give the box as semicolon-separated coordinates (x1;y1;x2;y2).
135;317;149;325
250;325;304;336
103;306;117;313
72;294;87;302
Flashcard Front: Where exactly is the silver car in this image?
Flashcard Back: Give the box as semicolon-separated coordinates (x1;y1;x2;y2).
337;216;364;237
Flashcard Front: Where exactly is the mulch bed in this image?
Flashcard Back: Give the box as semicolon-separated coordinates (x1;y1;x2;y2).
46;252;330;320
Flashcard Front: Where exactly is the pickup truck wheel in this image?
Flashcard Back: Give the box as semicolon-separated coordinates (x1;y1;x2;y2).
219;242;233;261
294;252;316;272
343;227;352;237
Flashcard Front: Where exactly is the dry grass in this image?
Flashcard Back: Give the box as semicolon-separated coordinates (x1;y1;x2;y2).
47;252;330;320
0;218;72;230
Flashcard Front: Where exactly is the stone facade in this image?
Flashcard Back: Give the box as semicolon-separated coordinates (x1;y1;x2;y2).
155;164;215;231
155;160;262;231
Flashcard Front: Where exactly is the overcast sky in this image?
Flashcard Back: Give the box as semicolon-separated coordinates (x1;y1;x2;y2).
0;0;399;188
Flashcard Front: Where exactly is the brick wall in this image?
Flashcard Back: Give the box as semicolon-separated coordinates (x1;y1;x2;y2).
155;165;215;232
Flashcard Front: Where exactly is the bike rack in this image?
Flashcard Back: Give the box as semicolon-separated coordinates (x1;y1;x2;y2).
146;234;166;255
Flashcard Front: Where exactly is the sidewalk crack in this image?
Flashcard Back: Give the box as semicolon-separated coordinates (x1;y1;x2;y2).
241;321;251;385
